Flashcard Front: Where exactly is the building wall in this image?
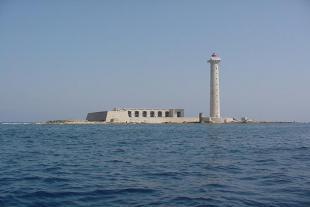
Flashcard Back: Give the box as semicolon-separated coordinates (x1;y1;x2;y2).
169;109;184;117
86;111;108;121
106;111;130;123
123;109;184;118
86;109;198;123
127;117;199;123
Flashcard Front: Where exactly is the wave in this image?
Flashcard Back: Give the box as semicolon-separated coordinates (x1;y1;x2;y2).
19;188;156;199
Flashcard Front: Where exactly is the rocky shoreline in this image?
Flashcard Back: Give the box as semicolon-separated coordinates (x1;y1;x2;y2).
40;120;295;125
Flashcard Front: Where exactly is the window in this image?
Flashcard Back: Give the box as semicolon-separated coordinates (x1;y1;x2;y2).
135;111;139;117
158;111;162;117
142;111;147;117
150;111;155;117
165;111;170;117
128;111;132;117
177;112;181;117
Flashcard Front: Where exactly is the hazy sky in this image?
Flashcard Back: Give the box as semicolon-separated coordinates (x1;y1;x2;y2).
1;0;310;122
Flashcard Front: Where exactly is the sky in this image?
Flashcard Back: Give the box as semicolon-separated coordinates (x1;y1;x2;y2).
0;0;310;122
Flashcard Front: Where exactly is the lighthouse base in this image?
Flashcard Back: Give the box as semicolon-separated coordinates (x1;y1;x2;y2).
210;117;223;123
200;117;223;123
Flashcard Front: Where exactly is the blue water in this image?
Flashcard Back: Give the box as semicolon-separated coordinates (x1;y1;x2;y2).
0;123;310;207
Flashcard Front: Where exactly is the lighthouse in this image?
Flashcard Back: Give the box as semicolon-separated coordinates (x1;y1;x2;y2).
208;53;221;122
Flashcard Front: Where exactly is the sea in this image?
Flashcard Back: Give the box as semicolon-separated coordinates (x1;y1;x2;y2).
0;123;310;207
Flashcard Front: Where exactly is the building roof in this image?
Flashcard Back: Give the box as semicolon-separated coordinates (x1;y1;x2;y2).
113;108;184;111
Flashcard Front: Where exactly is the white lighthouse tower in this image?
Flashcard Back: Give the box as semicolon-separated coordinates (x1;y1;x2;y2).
208;53;221;123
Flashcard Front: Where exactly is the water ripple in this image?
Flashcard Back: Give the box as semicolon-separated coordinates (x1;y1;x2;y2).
0;123;310;206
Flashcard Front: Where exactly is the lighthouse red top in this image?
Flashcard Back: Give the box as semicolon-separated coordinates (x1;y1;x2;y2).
211;52;218;57
208;52;221;62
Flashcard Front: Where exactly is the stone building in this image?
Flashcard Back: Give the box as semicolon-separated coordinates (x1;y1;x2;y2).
86;108;199;123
